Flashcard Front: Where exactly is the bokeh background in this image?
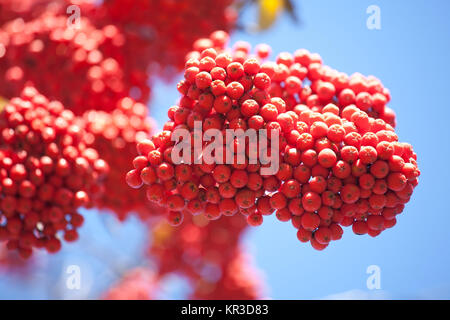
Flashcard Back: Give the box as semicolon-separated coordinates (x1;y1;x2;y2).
1;0;449;299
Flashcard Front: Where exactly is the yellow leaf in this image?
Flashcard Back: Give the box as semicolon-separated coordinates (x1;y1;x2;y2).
152;222;173;247
258;0;284;30
0;96;8;113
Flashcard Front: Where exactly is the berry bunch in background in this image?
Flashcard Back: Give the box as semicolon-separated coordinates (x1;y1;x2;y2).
149;213;247;278
0;10;149;115
0;0;246;259
102;268;157;300
144;213;263;299
0;243;33;272
127;31;419;251
191;251;264;300
0;86;108;258
81;97;162;221
99;0;237;75
0;0;55;25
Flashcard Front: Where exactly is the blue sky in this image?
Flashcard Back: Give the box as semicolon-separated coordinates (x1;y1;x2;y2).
1;0;450;299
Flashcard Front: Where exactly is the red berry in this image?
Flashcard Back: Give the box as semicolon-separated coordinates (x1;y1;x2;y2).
302;192;321;212
301;212;320;231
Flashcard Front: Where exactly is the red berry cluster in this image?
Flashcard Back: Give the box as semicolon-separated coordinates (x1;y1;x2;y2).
186;34;396;127
0;86;108;258
127;31;419;250
0;243;31;271
81;97;162;220
99;0;236;74
273;103;419;250
0;10;150;115
148;213;263;299
149;213;248;278
102;268;156;300
0;0;55;25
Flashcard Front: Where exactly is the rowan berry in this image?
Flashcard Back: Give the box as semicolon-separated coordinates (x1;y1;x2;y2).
147;150;163;166
308;176;326;193
302;192;321;212
376;141;394;160
226;82;245;99
370;160;389;179
329;223;343;240
340;184;360;204
310;238;328;250
384;218;397;229
331;160;351;179
318;206;334;220
187;198;203;215
317;82;335;101
352;221;368;235
314;227;332;244
301;149;318;167
387;172;407;191
260;104;279;121
247;213;263;226
270;192;288;210
341;146;359;163
212;165;231;183
344;132;362;148
263;176;280;192
241;99;260;117
293;164;310;184
229;170;248;189
401;163;419;180
242;58;260;75
45;238;62;253
146;184;165;203
318;148;337;168
166;195;185;211
235;189;256;209
247;173;263;191
359;173;375;190
296;133;314;151
276;208;292;222
327;124;345;143
204;203;221;220
277;113;295;132
301;212;320;231
297;227;312;242
213;95;232;113
126;169;143;189
167;211;184;226
361;132;379;147
215;52;232;68
219;198;238;216
254;73;271;90
248;115;264;130
339;88;356;106
195;71;212;89
157;163;175;181
199;56;216;72
286;199;302;216
206;186;221;204
275;163;293;181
